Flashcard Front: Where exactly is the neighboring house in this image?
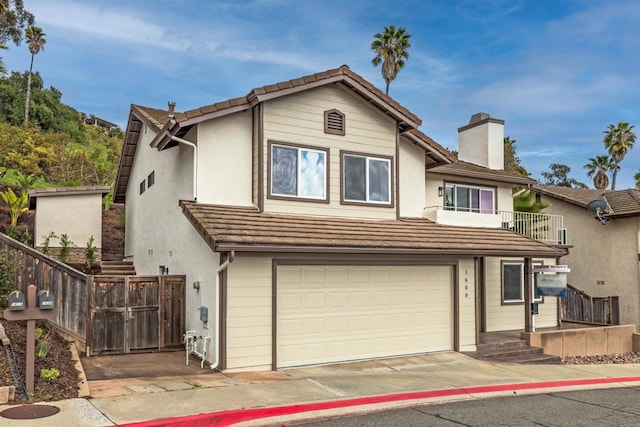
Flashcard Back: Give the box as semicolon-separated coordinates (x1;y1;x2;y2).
114;65;565;372
533;186;640;327
28;185;110;264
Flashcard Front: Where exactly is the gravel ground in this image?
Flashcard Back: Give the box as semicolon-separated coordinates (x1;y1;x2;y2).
563;353;640;364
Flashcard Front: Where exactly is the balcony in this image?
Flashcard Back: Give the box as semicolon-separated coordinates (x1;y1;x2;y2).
424;207;566;245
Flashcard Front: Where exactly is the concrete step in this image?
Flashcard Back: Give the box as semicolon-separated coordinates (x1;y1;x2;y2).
467;338;562;365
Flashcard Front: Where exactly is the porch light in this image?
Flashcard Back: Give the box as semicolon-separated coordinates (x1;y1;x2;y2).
438;186;444;197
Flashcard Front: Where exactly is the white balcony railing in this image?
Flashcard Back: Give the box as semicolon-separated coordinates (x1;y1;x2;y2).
423;207;566;245
499;210;566;245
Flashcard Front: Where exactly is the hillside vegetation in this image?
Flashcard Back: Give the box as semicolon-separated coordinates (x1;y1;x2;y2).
0;71;123;187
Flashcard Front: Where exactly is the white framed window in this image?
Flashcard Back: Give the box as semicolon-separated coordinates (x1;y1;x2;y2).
444;183;495;213
342;153;392;204
502;261;544;304
269;142;327;200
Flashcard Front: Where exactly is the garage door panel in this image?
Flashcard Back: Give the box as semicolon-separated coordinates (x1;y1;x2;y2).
277;265;453;368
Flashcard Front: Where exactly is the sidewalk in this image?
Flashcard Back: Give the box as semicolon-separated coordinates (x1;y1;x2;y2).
2;352;640;426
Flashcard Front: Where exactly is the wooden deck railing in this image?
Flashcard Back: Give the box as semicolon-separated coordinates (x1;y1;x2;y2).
561;283;619;325
0;233;89;345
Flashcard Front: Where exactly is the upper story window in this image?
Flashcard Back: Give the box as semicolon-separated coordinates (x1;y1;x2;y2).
342;152;392;205
269;141;327;201
324;109;345;136
444;183;495;214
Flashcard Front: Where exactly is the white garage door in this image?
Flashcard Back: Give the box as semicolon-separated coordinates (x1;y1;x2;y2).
277;265;453;368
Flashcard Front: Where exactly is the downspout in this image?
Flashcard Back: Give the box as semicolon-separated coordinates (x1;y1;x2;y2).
211;250;235;370
170;135;198;201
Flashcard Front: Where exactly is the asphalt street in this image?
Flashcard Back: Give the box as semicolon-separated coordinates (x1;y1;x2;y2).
301;386;640;426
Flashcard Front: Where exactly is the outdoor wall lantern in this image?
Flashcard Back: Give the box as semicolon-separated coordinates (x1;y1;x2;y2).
438;186;444;197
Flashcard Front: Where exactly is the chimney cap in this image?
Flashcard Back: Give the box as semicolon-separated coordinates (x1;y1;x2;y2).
168;101;176;118
469;112;490;125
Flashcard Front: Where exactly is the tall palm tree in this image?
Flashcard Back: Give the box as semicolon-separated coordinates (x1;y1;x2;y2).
634;171;640;190
603;122;636;190
23;25;46;126
0;43;6;76
371;25;411;95
584;155;616;190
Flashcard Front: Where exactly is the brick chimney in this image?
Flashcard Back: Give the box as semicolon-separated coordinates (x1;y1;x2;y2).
457;113;504;170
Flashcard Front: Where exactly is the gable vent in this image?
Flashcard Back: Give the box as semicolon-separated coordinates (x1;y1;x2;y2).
324;109;345;136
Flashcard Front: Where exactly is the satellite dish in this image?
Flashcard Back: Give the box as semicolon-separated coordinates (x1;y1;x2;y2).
587;199;608;225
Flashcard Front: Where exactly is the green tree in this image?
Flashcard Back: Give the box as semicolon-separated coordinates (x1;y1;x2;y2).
0;187;27;226
603;122;636;190
540;163;588;188
0;0;34;46
513;189;547;213
583;155;616;190
634;171;640;190
503;136;529;177
23;25;46;126
9;169;42;193
371;25;411;95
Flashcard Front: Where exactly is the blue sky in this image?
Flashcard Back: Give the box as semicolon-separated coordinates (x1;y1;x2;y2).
3;0;639;188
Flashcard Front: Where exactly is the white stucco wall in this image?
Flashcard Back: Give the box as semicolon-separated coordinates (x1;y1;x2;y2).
196;111;253;205
541;197;640;327
458;121;504;170
458;258;477;351
398;139;426;217
124;123;221;362
34;193;103;248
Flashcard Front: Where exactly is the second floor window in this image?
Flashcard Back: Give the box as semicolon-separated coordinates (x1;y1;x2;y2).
270;143;327;200
444;184;495;214
342;153;391;204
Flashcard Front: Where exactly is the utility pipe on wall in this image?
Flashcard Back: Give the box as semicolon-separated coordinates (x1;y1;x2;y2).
210;251;235;370
170;135;197;201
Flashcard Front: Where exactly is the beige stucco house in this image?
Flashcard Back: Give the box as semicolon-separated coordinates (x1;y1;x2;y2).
114;65;565;372
534;186;640;327
28;185;110;263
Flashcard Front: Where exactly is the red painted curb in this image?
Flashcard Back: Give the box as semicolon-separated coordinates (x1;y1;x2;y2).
121;376;640;427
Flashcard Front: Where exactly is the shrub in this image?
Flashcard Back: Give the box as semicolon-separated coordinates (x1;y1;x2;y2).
0;251;19;309
85;235;96;269
40;368;60;381
41;231;58;256
58;233;75;263
36;340;50;359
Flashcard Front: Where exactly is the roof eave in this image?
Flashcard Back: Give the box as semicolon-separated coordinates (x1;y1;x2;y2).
214;243;566;257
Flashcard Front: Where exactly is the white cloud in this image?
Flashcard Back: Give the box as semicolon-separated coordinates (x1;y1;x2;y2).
29;0;191;51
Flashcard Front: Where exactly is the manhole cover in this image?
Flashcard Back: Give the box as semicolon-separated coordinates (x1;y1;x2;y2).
0;404;60;419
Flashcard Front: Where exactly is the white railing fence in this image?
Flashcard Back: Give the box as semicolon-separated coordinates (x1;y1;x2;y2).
499;211;566;244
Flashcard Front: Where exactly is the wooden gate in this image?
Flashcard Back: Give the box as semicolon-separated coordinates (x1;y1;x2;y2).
88;275;185;355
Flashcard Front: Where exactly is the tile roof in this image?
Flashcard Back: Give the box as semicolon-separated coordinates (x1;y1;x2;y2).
534;186;640;217
427;161;536;185
172;65;421;128
131;105;171;132
180;202;565;257
401;128;454;166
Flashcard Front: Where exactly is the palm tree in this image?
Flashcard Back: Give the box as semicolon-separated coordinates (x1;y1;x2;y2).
584;155;616;190
23;25;46;126
371;25;411;95
634;171;640;189
0;43;6;76
603;122;636;190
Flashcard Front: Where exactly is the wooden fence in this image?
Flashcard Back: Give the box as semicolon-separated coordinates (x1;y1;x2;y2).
562;283;619;325
0;233;185;355
0;233;89;346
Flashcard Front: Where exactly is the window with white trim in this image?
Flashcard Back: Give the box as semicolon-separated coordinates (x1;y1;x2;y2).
502;261;543;304
342;153;391;204
270;143;327;200
444;183;495;213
